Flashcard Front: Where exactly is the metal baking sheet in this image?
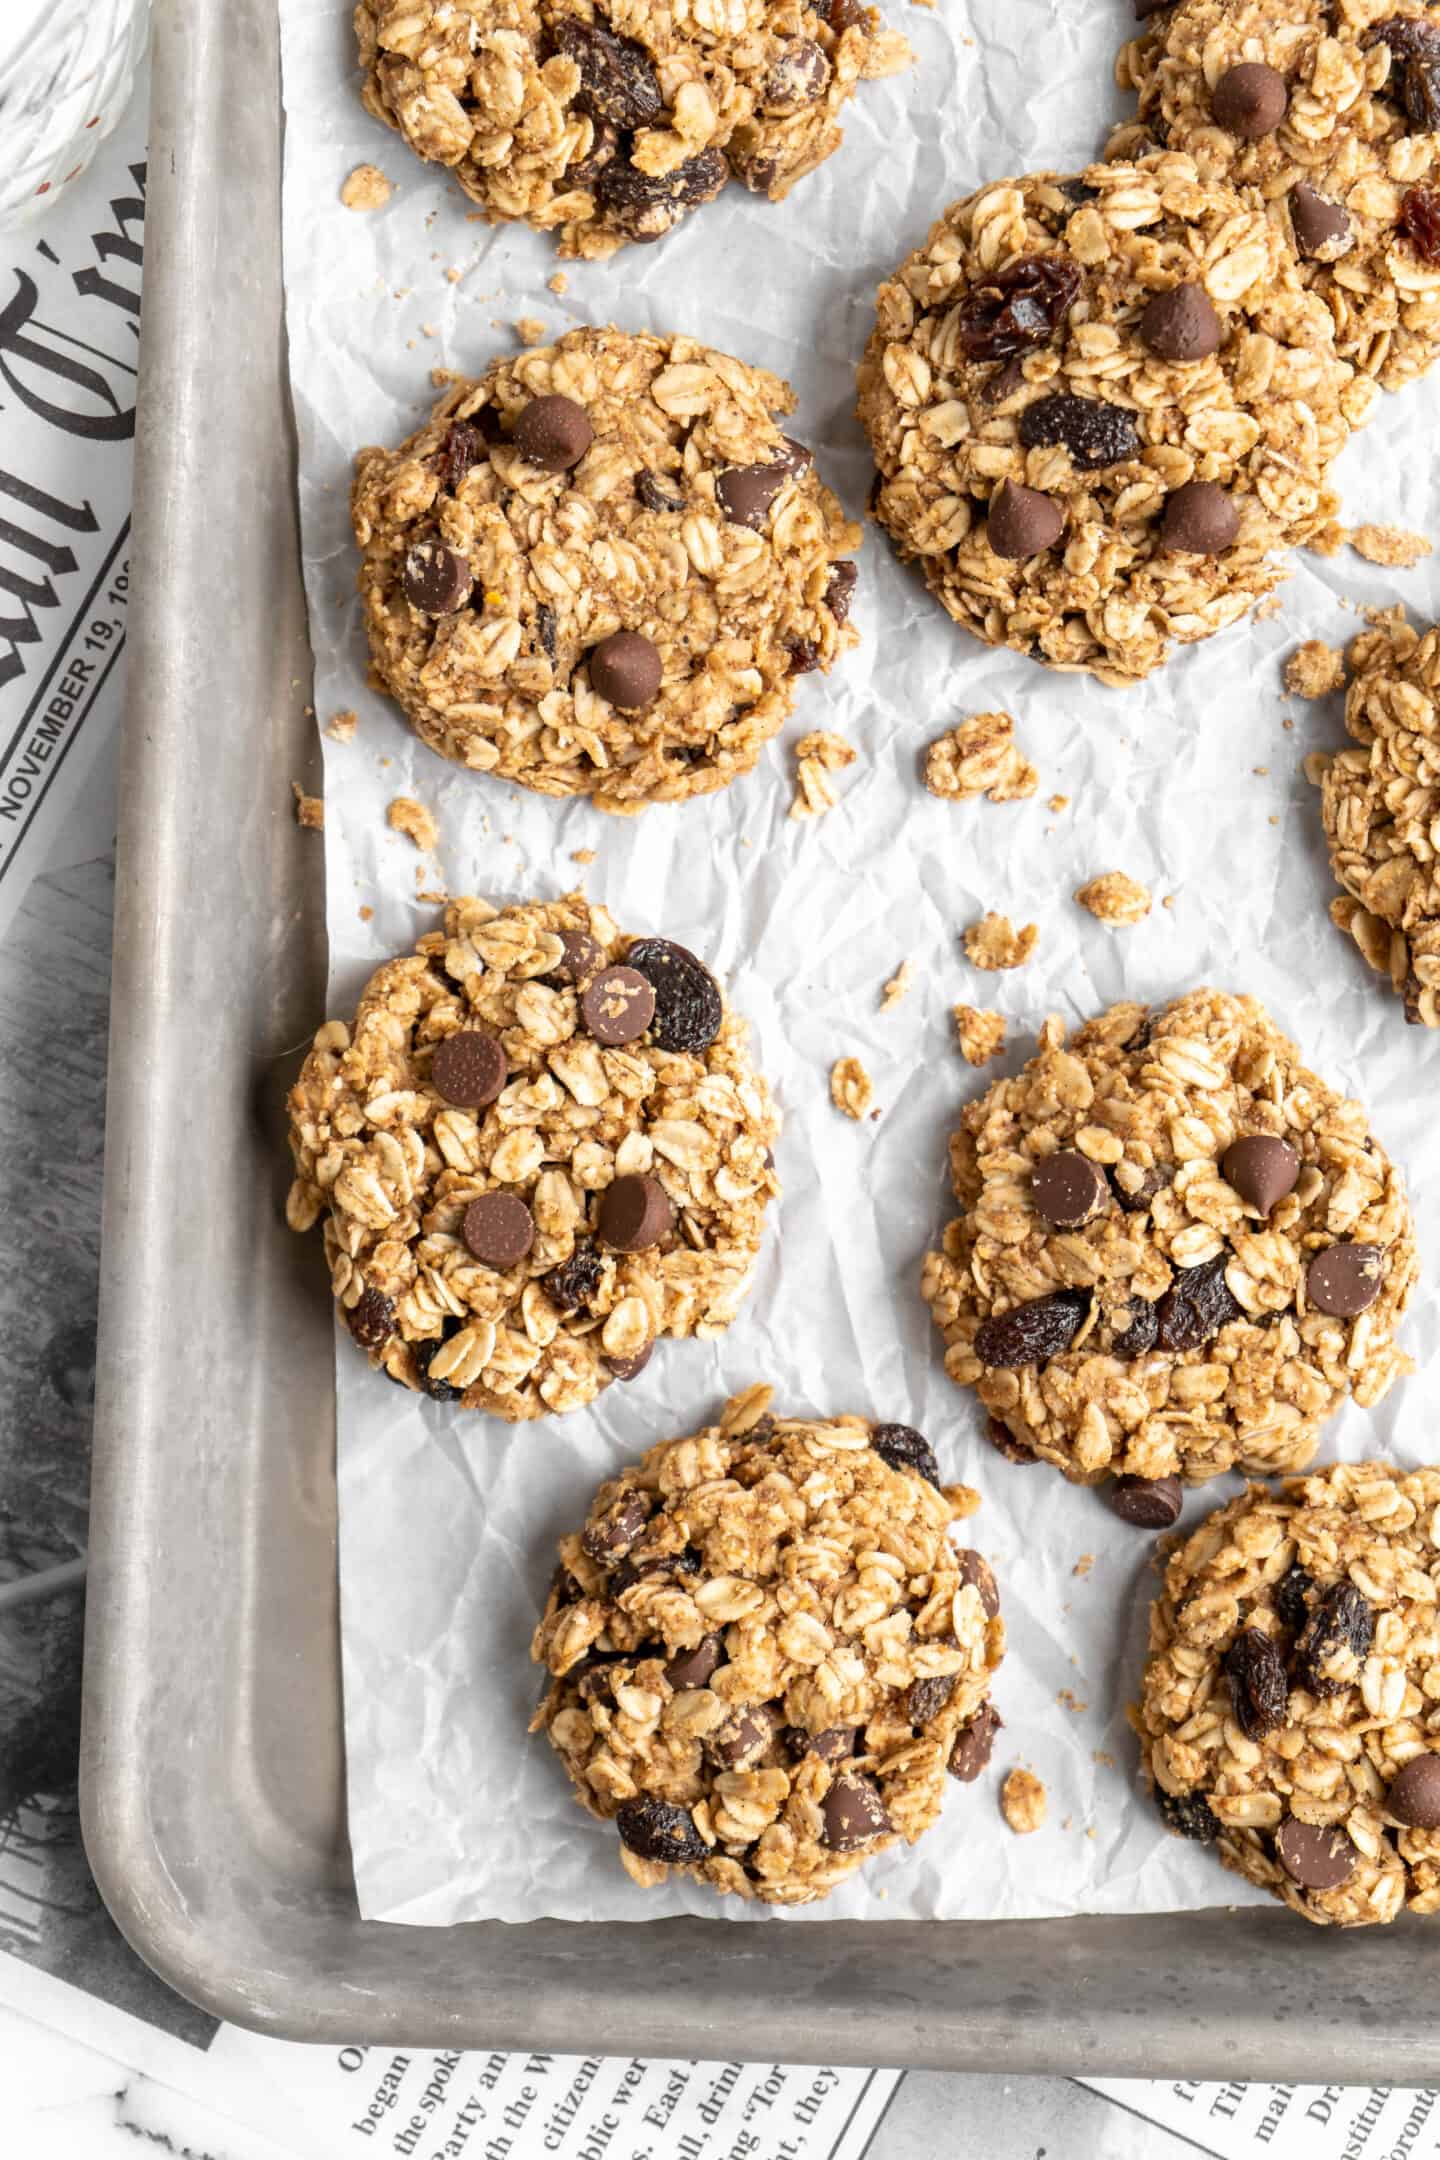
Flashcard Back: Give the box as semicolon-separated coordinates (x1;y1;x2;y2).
80;0;1440;2072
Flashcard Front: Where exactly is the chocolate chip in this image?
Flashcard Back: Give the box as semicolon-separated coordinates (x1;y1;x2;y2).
462;1192;535;1269
708;1702;782;1770
986;1416;1038;1464
715;462;787;529
789;1725;858;1764
555;927;604;984
1387;1755;1440;1828
825;559;858;622
603;1342;654;1382
1110;1161;1172;1213
615;1798;707;1866
948;1701;1001;1783
431;1030;507;1107
787;636;821;677
1161;480;1239;555
974;1288;1090;1367
763;37;829;109
597;1172;673;1252
820;1773;892;1851
664;1633;723;1689
1212;61;1288;139
348;1285;396;1348
589;629;662;710
1289;181;1353;261
907;1673;956;1724
1032;1148;1108;1229
1275;1817;1357;1892
543;1240;604;1313
580;964;656;1045
1307;1242;1383;1317
956;1548;1001;1618
1222;1135;1300;1215
987;478;1064;558
1139;281;1222;362
626;938;723;1055
1107;1474;1182;1528
637;469;685;514
611;1544;700;1594
581;1492;649;1562
1018;393;1141;469
403;541;473;613
870;1422;941;1487
513;394;593;473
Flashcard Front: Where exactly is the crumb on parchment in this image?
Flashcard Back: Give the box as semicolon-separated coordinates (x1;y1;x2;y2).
1001;1767;1047;1836
516;316;547;346
1349;523;1432;570
880;959;914;1011
387;795;439;851
924;711;1037;804
1075;871;1151;927
1073;1553;1094;1579
830;1056;873;1121
292;782;324;830
571;847;596;865
340;163;391;211
790;730;856;820
1284;641;1346;698
953;1004;1007;1066
326;708;358;743
548;272;568;295
963;913;1037;972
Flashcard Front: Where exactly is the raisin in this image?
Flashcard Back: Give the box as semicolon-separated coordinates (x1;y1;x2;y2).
441;421;485;494
1109;1161;1172;1214
627;937;723;1052
870;1423;941;1487
535;603;558;664
1403;970;1426;1024
412;1324;461;1402
957;253;1082;360
1400;182;1440;263
615;1798;708;1864
906;1672;956;1724
637;469;685;514
1109;1298;1159;1360
985;1416;1038;1464
1273;1565;1315;1632
1122;1012;1154;1053
1155;1253;1242;1352
1058;177;1101;203
1293;1582;1374;1698
1367;19;1440;130
1018;393;1141;469
543;1240;605;1314
348;1286;396;1349
568;118;620;188
787;635;821;675
981;356;1026;406
825;0;867;28
611;1545;701;1594
1225;1627;1290;1740
552;17;663;128
1158;1788;1221;1843
825;559;858;622
973;1288;1090;1368
596;147;727;243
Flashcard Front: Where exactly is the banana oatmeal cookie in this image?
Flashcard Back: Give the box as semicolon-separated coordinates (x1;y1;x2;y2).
352;328;861;810
530;1387;1005;1905
1112;0;1440;390
1312;608;1440;1027
354;0;910;259
856;153;1372;684
285;893;779;1421
920;990;1416;1493
1137;1463;1440;1926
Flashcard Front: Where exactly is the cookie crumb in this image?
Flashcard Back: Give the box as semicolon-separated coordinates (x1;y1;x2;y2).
1000;1767;1047;1836
326;707;358;743
1075;871;1151;927
790;730;855;820
1073;1552;1094;1579
387;795;439;851
1283;640;1345;699
963;913;1037;972
292;782;324;831
1349;523;1432;570
1057;1688;1088;1714
830;1056;874;1121
1047;793;1069;814
1306;519;1346;559
516;316;547;347
880;959;914;1011
548;271;568;295
340;163;391;211
359;904;373;922
953;1003;1007;1066
924;711;1038;804
1092;1749;1115;1769
571;847;596;865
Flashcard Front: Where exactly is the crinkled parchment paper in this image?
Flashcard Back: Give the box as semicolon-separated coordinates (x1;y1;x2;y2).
277;0;1440;1923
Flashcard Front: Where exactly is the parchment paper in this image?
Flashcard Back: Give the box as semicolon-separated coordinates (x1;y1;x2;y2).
277;0;1440;1923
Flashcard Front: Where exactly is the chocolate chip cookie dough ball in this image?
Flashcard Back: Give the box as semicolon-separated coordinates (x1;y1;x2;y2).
1138;1464;1440;1926
921;991;1417;1494
285;895;779;1421
354;0;910;258
857;154;1372;684
531;1389;1005;1905
1112;0;1440;389
352;328;861;810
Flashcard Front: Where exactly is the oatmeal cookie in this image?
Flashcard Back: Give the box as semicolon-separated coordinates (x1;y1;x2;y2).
1137;1463;1440;1927
920;990;1416;1492
354;0;910;259
1313;608;1440;1025
530;1387;1005;1905
856;153;1371;685
352;328;861;810
285;893;779;1421
1112;0;1440;389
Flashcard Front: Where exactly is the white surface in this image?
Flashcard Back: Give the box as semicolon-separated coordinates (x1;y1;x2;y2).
277;0;1440;1930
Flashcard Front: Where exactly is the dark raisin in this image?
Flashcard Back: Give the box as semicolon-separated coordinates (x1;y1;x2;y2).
1018;393;1141;469
956;253;1082;360
669;742;709;766
543;1240;606;1314
1123;1012;1154;1052
1109;1298;1160;1360
1155;1253;1242;1352
1158;1788;1221;1842
637;469;685;514
552;17;663;128
441;421;485;494
1293;1582;1374;1698
787;636;821;675
627;937;722;1053
825;559;858;622
615;1797;708;1864
348;1286;396;1348
981;356;1026;405
1059;177;1101;203
568;118;620;188
611;1545;702;1594
412;1324;461;1402
973;1288;1090;1368
1403;970;1426;1024
535;603;558;663
985;1416;1038;1464
1400;182;1440;263
1109;1161;1171;1213
1366;18;1440;130
906;1672;956;1724
1225;1627;1290;1740
870;1423;941;1487
596;146;727;242
825;0;867;27
1273;1565;1315;1631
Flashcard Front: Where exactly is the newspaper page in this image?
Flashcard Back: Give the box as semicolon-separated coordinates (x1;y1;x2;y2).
1081;2077;1440;2159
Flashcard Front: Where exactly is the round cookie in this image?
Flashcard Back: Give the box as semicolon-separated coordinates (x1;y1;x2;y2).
1312;608;1440;1027
530;1388;1005;1906
1112;0;1440;390
285;894;779;1421
856;153;1372;685
1138;1463;1440;1927
352;328;861;810
920;989;1417;1493
355;0;910;259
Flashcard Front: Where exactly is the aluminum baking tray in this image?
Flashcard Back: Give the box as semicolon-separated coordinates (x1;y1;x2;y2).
79;0;1440;2074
